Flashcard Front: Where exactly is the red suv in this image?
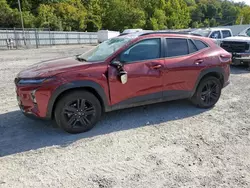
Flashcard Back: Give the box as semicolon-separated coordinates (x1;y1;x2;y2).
15;32;231;134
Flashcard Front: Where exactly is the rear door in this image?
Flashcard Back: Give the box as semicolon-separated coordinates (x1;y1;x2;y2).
163;38;208;99
108;38;165;107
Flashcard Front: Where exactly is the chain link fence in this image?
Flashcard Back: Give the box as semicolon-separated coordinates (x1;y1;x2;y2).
0;28;98;50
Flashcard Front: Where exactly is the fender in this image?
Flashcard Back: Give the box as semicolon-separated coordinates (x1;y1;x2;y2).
46;80;110;118
192;67;225;96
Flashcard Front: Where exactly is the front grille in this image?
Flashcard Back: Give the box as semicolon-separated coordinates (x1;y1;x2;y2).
220;41;249;53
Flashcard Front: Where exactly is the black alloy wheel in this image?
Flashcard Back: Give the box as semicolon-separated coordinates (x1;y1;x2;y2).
191;77;222;108
55;91;102;134
200;80;220;106
63;99;95;128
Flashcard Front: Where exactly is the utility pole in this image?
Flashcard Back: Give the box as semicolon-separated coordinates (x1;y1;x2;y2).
240;16;244;25
17;0;26;46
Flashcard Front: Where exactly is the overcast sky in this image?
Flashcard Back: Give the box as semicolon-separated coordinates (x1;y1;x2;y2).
233;0;250;5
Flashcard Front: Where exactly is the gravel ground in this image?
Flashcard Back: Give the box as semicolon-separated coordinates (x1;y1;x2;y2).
0;45;249;188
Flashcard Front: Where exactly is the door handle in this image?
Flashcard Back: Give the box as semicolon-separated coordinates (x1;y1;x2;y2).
194;59;204;65
150;64;162;69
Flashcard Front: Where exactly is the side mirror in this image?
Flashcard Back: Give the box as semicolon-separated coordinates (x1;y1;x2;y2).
120;70;128;84
111;60;123;69
111;60;128;84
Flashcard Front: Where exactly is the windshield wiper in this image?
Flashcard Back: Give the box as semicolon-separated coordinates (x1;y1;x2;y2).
76;55;87;62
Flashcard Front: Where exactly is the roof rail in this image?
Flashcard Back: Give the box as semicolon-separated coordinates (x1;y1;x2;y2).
140;31;202;37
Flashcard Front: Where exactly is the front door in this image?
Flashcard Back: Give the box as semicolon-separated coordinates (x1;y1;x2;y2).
108;38;165;108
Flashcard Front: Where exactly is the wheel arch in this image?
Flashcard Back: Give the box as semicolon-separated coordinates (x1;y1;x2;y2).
192;67;225;95
46;81;109;119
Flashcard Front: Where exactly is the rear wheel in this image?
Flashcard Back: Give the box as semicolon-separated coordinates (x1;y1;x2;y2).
55;91;102;134
191;77;222;108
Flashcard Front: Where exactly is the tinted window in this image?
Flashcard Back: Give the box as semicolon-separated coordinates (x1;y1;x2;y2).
188;39;198;53
194;40;208;50
120;39;160;62
246;29;250;37
166;38;188;57
222;30;232;38
210;31;222;39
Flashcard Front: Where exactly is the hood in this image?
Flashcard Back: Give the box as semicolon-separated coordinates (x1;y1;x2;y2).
17;57;91;78
222;36;250;42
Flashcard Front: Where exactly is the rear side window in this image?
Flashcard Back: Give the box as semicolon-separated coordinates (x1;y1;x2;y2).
188;39;198;53
166;38;188;57
222;30;232;38
194;40;208;50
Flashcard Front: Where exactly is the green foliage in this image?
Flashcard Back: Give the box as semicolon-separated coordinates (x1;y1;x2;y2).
36;0;87;31
37;4;63;30
2;0;250;31
236;6;250;25
22;11;36;28
165;0;191;29
150;9;167;30
0;0;20;27
83;0;102;31
100;0;146;31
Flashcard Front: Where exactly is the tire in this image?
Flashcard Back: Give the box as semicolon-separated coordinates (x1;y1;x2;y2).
54;91;102;134
191;77;222;109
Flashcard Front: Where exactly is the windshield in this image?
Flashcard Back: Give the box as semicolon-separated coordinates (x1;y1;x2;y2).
191;29;211;37
78;37;132;62
238;28;250;37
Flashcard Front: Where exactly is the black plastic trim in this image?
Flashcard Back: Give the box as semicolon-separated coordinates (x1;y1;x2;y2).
110;90;191;111
187;39;198;53
192;67;225;96
46;80;109;118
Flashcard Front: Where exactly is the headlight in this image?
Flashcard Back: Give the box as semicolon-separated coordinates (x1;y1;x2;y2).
18;78;54;85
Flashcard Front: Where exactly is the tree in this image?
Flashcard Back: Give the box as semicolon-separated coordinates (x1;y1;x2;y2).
236;6;250;24
37;4;63;30
37;0;87;31
2;0;250;31
0;0;19;28
189;0;222;27
221;1;240;25
136;0;166;30
165;0;191;29
22;11;36;28
53;0;87;31
83;0;102;31
150;9;167;30
100;0;146;31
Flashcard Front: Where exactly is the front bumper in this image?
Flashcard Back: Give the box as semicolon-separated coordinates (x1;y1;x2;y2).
15;85;55;119
232;52;250;65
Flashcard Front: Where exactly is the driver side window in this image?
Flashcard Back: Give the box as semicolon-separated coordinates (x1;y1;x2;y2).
120;38;161;63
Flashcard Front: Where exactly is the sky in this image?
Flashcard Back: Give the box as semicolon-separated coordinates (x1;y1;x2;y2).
233;0;250;5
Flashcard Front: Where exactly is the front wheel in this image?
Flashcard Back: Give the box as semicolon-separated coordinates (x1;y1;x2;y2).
191;77;222;108
55;91;102;134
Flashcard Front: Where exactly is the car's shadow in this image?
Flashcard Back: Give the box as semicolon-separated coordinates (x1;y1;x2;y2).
0;100;208;157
